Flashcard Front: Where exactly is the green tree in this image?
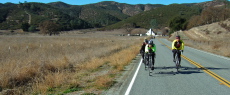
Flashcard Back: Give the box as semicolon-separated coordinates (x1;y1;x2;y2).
0;8;8;23
122;23;136;33
39;20;60;36
93;23;101;28
169;16;186;32
28;25;36;32
70;20;77;29
150;19;158;29
21;23;30;32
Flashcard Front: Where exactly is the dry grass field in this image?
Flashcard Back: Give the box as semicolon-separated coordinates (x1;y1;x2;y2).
0;29;143;95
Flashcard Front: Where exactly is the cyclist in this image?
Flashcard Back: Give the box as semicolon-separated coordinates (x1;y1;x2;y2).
145;39;156;70
140;39;148;61
172;35;184;66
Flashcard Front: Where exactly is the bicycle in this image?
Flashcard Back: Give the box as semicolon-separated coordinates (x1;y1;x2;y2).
174;50;182;72
146;52;155;75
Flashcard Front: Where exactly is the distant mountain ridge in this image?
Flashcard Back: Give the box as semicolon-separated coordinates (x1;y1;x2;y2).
48;1;164;16
0;1;163;30
103;0;230;30
0;0;228;31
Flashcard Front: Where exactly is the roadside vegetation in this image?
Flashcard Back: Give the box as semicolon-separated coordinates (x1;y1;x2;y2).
0;31;142;94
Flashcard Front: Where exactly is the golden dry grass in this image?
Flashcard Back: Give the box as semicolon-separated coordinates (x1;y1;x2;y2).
0;31;143;94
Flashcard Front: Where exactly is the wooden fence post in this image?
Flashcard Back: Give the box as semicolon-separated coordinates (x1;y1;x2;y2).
26;46;28;53
9;46;10;54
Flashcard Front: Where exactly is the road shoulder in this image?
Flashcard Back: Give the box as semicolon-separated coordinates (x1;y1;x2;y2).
102;54;142;95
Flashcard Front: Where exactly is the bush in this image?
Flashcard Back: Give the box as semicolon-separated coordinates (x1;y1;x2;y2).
169;16;186;32
21;23;30;32
28;25;37;32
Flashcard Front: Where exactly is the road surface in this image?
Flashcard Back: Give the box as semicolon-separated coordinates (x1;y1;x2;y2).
122;38;230;95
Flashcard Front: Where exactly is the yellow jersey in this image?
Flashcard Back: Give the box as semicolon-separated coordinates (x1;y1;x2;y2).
172;40;184;50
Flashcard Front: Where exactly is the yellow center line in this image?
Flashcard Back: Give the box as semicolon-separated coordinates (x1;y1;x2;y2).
158;39;230;88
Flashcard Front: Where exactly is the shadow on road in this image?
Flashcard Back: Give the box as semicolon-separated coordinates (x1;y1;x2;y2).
199;67;230;70
155;66;229;71
151;66;202;76
154;66;201;71
143;64;230;77
149;66;229;77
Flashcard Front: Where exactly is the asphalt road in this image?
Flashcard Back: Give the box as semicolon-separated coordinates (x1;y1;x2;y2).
123;38;230;95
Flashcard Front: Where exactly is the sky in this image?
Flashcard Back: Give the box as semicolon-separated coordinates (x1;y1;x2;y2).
0;0;216;5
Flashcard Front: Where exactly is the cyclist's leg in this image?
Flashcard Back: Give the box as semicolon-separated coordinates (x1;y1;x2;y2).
178;51;181;65
152;53;155;66
146;53;149;65
142;52;145;59
141;52;144;63
144;53;148;64
151;53;155;70
172;49;176;62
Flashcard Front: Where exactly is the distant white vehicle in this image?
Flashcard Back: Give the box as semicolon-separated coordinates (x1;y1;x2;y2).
146;28;156;36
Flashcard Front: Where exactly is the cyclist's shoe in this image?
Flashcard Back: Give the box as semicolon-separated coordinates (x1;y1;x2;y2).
151;67;154;70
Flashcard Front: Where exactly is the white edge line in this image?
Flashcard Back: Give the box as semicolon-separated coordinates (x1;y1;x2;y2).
124;58;142;95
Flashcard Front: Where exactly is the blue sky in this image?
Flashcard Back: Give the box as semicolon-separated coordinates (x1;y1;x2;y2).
0;0;215;5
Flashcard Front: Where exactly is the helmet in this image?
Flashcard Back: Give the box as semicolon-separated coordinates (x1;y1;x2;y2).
148;40;154;45
176;35;180;39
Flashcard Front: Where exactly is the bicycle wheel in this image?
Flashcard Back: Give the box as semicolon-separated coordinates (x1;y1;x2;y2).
148;54;152;74
143;55;147;70
175;53;179;72
144;54;148;70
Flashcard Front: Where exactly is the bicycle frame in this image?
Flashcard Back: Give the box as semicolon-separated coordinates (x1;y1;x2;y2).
174;50;181;72
144;52;155;76
147;52;155;74
148;53;153;70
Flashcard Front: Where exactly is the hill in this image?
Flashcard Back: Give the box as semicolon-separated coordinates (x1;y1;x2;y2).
0;2;91;30
0;1;162;31
48;1;164;27
103;4;201;30
185;19;230;41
